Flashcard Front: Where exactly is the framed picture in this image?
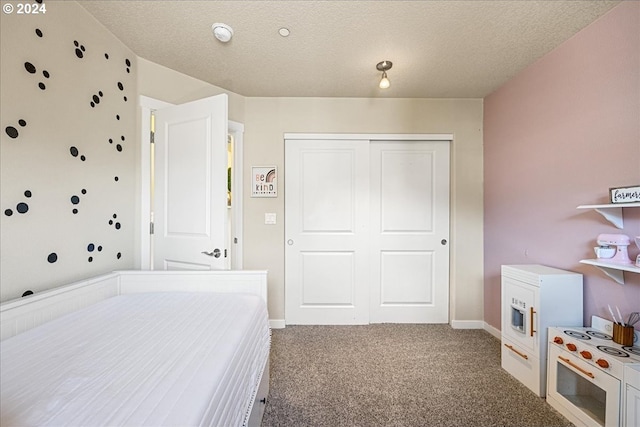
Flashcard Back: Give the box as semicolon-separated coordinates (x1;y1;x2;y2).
252;166;277;198
609;185;640;204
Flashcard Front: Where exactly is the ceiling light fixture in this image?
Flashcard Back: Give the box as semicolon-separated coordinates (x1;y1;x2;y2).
212;23;233;43
376;60;392;89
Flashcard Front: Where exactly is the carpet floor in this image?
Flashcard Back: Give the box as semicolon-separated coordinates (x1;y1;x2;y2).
261;324;573;427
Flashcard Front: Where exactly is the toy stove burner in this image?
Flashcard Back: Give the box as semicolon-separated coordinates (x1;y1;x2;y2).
586;330;612;340
622;346;640;356
597;345;629;358
564;330;591;340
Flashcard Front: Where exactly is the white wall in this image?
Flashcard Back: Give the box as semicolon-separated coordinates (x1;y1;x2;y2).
243;97;484;325
0;2;137;301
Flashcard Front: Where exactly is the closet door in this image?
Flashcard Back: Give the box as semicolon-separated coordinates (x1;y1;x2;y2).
284;139;370;324
285;136;450;325
369;141;450;323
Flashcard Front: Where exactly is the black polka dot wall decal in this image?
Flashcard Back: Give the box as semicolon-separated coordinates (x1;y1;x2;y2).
90;91;104;108
4;190;32;216
105;53;109;59
70;189;86;214
5;127;18;138
70;146;85;161
22;290;34;297
47;253;58;263
35;0;42;4
117;252;122;260
125;58;131;73
116;114;120;121
5;120;26;139
74;40;86;59
114;176;119;182
87;242;103;262
109;213;121;230
35;28;43;38
117;82;124;91
24;62;48;90
116;144;123;152
123;96;128;102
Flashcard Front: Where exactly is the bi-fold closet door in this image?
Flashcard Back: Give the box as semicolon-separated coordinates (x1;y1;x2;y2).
285;135;450;325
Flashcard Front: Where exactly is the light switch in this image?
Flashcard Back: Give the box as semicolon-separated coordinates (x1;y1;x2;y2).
265;213;276;225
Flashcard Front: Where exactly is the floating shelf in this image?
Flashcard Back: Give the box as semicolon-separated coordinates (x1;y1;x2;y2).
580;259;640;285
577;202;640;229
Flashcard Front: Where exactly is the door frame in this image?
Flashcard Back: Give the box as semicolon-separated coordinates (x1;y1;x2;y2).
283;132;453;324
138;95;244;270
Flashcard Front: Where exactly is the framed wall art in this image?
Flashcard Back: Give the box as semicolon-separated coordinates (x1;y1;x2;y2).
252;166;277;198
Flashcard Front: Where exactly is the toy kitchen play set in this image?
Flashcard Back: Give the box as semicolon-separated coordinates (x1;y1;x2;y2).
501;262;640;427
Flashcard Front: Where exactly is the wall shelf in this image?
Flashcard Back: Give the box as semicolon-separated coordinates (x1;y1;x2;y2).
576;202;640;229
579;259;640;285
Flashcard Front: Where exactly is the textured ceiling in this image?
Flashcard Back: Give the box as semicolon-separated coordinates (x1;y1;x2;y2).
77;0;621;98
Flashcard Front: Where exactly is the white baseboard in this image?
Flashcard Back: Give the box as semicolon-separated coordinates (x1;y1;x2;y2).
483;322;501;340
269;319;285;329
450;320;484;330
450;320;501;340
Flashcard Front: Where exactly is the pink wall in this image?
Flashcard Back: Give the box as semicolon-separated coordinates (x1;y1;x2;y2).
483;2;640;331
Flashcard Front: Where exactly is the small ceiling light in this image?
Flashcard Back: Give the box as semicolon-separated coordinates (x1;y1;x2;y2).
376;60;392;89
278;27;290;37
212;23;233;43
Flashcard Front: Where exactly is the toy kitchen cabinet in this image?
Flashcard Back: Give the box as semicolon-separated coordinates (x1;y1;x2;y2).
501;264;583;397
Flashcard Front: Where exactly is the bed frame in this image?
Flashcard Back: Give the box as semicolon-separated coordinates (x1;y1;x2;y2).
0;269;270;427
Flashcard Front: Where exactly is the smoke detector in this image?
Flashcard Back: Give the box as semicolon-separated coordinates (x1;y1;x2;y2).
212;23;233;43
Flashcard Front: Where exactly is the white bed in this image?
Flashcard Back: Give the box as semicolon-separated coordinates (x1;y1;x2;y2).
0;270;270;427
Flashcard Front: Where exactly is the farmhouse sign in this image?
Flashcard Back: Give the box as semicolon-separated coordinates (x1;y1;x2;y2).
609;185;640;204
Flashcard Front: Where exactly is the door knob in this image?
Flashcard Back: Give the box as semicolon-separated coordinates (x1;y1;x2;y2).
441;239;448;245
201;249;222;258
287;239;294;246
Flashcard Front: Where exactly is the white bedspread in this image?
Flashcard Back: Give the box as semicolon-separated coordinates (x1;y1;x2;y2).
0;292;270;427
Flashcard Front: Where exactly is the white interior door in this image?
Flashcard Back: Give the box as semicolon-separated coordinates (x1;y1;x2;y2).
285;139;370;324
153;94;229;270
369;141;450;323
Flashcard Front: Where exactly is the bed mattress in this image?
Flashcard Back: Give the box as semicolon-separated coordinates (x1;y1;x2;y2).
0;292;270;427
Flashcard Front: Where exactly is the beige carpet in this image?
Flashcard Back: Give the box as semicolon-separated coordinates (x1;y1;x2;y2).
262;324;573;427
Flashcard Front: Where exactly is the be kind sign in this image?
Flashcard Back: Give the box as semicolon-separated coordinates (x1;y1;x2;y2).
252;166;277;197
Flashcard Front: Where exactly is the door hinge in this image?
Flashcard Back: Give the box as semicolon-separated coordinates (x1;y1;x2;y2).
150;130;154;144
150;221;154;235
224;249;228;258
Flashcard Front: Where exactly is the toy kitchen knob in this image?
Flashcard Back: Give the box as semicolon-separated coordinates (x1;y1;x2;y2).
580;351;592;360
553;337;563;344
566;343;577;352
596;359;609;369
